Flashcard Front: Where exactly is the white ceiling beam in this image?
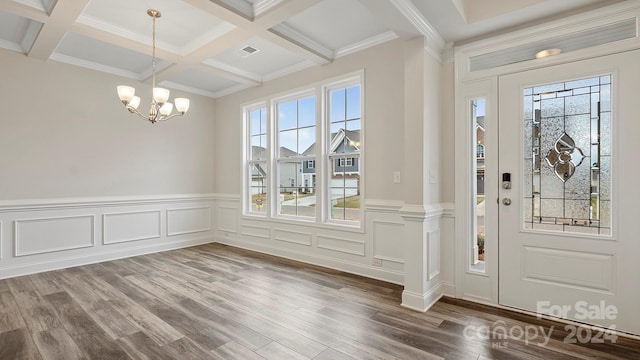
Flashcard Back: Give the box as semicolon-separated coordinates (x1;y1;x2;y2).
253;0;321;28
355;0;421;39
358;0;446;61
27;0;90;60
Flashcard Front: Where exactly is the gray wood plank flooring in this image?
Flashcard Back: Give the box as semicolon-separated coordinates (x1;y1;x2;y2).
1;243;639;359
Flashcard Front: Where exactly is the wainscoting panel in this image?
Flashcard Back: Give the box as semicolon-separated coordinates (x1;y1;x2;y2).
212;197;445;285
167;207;212;236
373;221;405;263
217;206;238;233
317;235;365;256
273;229;312;246
240;224;270;239
0;195;216;280
428;229;441;280
15;215;95;257
103;210;161;245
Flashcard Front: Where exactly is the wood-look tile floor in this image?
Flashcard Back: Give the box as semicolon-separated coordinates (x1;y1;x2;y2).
1;243;638;360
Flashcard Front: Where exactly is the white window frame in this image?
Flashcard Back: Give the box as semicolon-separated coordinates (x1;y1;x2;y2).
243;102;269;216
242;72;364;229
273;90;317;221
324;76;363;225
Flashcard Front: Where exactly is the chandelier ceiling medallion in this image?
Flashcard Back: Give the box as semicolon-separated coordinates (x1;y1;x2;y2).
116;9;189;123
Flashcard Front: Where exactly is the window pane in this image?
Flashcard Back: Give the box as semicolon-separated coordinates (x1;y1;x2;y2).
250;109;264;135
278;161;315;218
278;101;297;130
249;161;267;214
298;96;316;127
346;119;361;132
299;127;316;155
279;129;298;156
471;98;486;273
330;89;345;122
523;75;611;236
346;85;361;120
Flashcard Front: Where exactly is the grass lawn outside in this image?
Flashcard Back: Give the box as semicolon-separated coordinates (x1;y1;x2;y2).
334;195;360;209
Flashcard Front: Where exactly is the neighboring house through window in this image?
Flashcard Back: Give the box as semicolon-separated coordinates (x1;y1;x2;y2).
243;74;362;225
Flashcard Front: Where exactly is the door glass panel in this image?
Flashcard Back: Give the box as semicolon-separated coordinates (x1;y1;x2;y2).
523;75;611;235
472;98;486;272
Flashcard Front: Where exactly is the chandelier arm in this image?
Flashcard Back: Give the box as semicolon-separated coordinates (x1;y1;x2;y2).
156;112;186;122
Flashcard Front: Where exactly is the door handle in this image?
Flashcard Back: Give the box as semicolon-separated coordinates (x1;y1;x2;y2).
502;198;512;206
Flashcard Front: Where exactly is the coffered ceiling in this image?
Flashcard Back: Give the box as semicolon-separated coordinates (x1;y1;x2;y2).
0;0;617;98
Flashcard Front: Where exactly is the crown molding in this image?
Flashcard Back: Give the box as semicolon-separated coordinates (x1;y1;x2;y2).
335;31;398;59
49;52;145;80
253;0;285;17
158;80;222;98
262;59;315;82
390;0;446;61
270;23;334;60
203;58;263;83
0;39;25;54
212;82;256;98
76;15;182;55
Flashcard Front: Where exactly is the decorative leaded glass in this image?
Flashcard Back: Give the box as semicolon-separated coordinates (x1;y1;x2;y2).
523;75;611;235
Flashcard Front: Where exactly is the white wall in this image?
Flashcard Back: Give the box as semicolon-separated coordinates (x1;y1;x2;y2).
0;48;217;278
0;49;216;200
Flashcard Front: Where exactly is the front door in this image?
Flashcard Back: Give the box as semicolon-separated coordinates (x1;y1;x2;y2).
498;50;640;335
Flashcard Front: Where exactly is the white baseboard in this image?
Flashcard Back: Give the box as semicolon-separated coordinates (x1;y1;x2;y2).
401;281;444;312
0;236;214;280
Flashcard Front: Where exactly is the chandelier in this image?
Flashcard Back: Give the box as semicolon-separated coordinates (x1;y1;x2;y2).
116;9;189;123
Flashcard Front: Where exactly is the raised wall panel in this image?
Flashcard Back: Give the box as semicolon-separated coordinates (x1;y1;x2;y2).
167;207;212;237
240;224;270;239
103;210;161;244
273;229;311;246
522;246;614;292
373;221;404;263
14;215;95;257
428;230;441;280
217;206;238;233
317;235;365;256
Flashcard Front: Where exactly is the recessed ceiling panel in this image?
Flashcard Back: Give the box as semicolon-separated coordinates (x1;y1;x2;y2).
12;0;56;13
79;0;235;55
52;32;170;79
283;0;388;51
163;68;241;96
207;36;307;78
0;11;42;53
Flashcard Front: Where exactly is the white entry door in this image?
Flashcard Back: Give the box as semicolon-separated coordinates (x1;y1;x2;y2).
498;50;640;335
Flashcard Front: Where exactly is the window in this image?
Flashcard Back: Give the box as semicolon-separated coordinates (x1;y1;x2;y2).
246;105;268;214
337;158;354;167
276;94;316;218
476;144;485;158
243;74;362;225
327;83;361;222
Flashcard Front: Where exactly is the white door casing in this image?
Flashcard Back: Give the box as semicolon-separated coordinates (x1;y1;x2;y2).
498;50;640;335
